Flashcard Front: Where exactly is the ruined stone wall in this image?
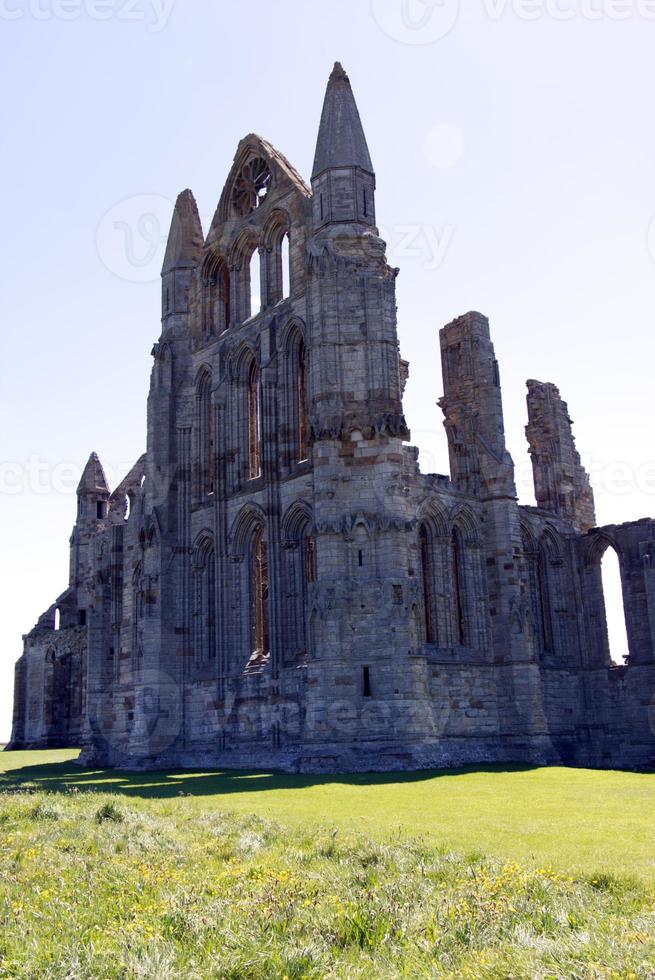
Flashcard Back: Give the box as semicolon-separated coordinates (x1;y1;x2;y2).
9;620;86;750
526;380;596;533
11;64;655;774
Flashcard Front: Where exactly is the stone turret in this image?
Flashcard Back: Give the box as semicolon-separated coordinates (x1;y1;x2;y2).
76;451;110;518
525;380;596;533
70;452;110;624
307;62;407;444
161;189;203;325
311;62;376;230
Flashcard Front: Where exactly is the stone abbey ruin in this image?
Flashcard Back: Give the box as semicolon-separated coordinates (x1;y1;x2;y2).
9;64;655;772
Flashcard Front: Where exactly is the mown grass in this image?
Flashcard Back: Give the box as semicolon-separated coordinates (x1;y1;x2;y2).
0;784;654;978
2;749;655;883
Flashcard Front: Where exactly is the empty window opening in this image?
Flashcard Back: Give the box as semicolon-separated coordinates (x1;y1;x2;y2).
248;361;262;480
216;260;230;332
362;666;372;698
79;609;87;627
358;550;364;568
249;248;261;318
297;338;308;462
363;189;367;217
54;608;61;632
251;526;269;655
124;494;131;521
281;233;291;299
96;500;106;520
601;547;629;665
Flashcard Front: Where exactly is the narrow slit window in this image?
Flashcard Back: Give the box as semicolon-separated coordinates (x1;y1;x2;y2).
538;549;553;653
305;536;316;584
248;361;261;480
251;527;269;655
297;338;308;462
362;666;372;698
452;529;466;646
249;248;261;318
420;524;437;645
281;232;291;299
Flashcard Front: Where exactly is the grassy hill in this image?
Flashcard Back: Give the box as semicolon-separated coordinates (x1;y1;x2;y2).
0;750;653;976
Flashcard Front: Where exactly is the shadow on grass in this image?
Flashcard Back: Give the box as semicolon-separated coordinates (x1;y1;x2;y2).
0;754;538;800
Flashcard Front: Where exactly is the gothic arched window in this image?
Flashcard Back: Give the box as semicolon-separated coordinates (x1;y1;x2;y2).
283;326;309;468
281;505;314;661
194;539;217;663
204;254;230;336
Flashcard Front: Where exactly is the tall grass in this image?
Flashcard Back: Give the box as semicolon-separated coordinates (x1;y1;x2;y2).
0;788;653;978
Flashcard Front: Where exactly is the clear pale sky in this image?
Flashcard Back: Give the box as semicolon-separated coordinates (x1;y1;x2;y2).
1;0;654;741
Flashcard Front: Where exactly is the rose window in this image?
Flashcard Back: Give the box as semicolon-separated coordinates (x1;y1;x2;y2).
231;157;272;217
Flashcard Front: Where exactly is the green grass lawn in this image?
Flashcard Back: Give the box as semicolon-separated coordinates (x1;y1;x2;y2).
1;749;654;882
0;750;654;977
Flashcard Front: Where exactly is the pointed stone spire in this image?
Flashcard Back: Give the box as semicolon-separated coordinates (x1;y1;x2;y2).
77;453;110;497
162;189;203;275
311;64;376;230
312;63;374;179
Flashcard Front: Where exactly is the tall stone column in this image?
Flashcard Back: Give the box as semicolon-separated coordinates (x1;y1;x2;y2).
439;313;551;749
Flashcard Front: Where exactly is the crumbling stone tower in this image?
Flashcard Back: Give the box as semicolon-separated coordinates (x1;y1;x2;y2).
9;64;655;772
